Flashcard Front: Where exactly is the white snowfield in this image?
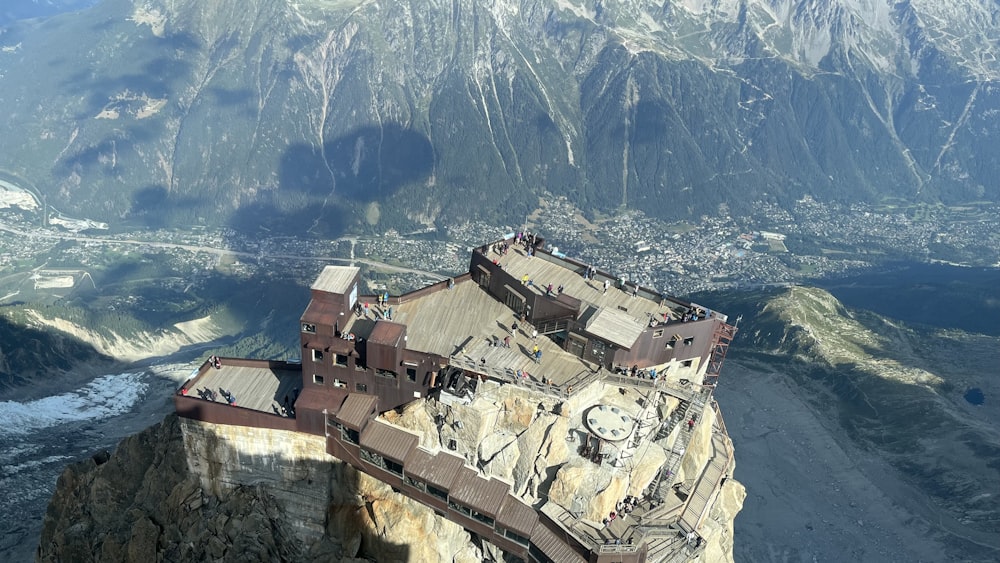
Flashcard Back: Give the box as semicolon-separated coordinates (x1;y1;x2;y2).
0;373;147;436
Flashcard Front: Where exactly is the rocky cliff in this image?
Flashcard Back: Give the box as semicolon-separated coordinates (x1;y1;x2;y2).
38;383;745;562
36;414;493;562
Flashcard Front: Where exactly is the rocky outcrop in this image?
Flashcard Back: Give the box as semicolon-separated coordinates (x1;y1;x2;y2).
37;415;304;562
38;377;746;562
36;414;484;563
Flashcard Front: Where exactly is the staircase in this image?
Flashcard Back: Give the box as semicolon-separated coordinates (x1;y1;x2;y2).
647;390;706;503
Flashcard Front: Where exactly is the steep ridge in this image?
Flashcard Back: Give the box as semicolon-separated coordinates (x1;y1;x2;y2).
0;314;116;393
1;0;999;233
733;286;1000;553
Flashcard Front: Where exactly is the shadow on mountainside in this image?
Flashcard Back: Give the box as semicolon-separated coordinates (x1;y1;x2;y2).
0;314;116;395
228;123;434;238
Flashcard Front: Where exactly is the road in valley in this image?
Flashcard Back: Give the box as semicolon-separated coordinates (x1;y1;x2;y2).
0;222;445;280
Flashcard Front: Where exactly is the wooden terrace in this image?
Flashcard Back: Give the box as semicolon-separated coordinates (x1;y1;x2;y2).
183;359;302;417
494;246;699;325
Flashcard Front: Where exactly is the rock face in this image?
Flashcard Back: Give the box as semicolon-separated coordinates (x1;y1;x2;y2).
36;414;484;563
4;0;1000;235
38;381;746;562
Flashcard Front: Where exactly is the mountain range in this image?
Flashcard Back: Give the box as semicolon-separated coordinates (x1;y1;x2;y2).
1;0;999;236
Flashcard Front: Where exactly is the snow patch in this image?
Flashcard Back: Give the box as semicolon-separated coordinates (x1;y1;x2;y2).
129;5;167;37
0;373;148;437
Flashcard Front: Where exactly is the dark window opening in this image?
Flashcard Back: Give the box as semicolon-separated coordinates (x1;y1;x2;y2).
504;529;530;546
376;369;397;379
302;323;316;333
472;510;495;526
666;339;677;349
406;367;417;382
449;500;472;517
683;359;693;367
385;458;403;476
340;426;360;445
684;337;695;346
335;354;348;367
406;476;426;491
313;374;324;384
356;382;368;393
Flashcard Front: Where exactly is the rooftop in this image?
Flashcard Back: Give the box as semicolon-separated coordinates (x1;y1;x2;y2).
342;277;597;387
312;265;359;294
495;247;690;326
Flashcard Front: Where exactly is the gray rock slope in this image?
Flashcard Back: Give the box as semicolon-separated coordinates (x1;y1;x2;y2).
2;0;999;233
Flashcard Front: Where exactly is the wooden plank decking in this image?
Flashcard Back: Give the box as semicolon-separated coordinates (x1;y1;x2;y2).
190;363;301;416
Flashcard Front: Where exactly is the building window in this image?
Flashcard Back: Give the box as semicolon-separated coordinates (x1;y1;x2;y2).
376;369;397;379
360;448;384;468
301;323;316;333
403;362;417;381
333;378;346;388
385;458;403;476
313;374;324;384
335;354;348;367
472;510;495;527
449;500;472;517
666;339;677;349
504;529;530;546
340;424;359;445
428;485;448;500
356;382;368;393
684;337;695;346
406;476;426;491
683;359;693;368
312;349;323;362
652;329;664;338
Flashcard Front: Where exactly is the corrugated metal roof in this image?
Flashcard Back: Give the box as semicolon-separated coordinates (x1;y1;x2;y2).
585;307;645;349
449;467;509;516
369;321;406;346
360;420;418;463
334;393;377;430
495;495;539;537
311;266;359;294
294;387;346;413
301;299;342;327
404;448;466;490
530;522;587;563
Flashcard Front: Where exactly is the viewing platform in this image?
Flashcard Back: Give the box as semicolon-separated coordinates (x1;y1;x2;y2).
175;358;303;431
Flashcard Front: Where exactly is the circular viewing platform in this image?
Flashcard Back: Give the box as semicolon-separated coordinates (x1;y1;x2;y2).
585;404;634;442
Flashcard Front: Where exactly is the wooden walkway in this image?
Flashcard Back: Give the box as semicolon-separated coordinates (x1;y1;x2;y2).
190;363;301;416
